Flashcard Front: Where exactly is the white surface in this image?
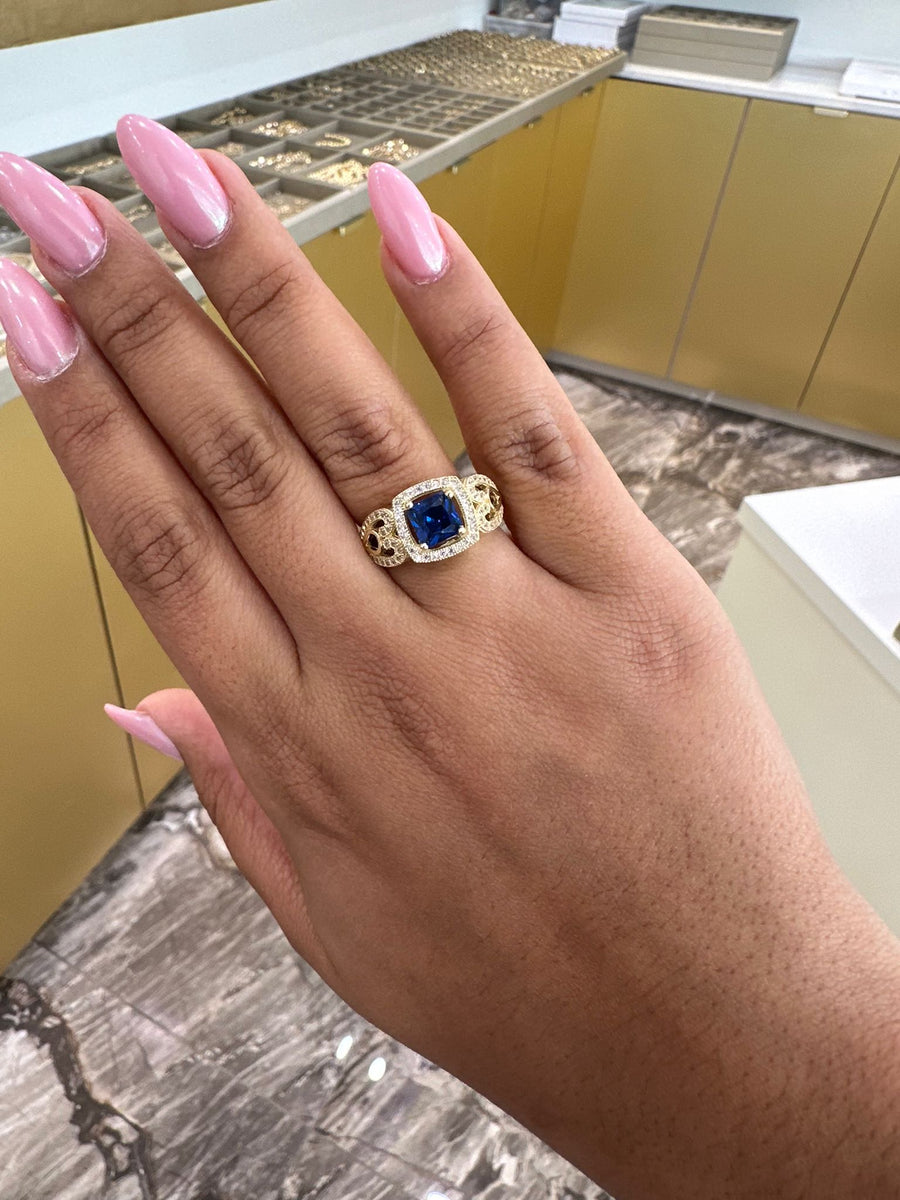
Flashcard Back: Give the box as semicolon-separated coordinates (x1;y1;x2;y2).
666;1;900;64
554;16;637;47
620;55;900;118
840;58;900;103
718;534;900;935
561;0;647;17
0;0;489;157
737;475;900;694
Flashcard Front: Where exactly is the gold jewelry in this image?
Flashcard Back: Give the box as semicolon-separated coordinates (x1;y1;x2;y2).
308;159;370;188
359;474;503;567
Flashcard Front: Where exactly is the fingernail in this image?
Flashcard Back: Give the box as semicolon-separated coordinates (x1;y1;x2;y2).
0;260;78;379
117;114;231;249
367;162;447;283
0;153;106;276
104;703;183;762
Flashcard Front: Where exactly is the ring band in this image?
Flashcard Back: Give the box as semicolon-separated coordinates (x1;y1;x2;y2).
359;473;503;566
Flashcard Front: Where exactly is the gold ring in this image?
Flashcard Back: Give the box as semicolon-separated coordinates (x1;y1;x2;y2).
359;474;503;567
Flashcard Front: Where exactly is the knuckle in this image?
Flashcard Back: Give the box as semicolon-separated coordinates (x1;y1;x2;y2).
93;287;184;362
199;412;290;513
111;501;209;603
364;669;456;767
483;399;582;486
437;305;511;376
617;589;722;690
50;389;122;471
313;395;412;485
222;258;305;342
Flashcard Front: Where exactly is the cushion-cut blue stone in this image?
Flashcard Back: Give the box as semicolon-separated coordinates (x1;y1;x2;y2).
405;490;464;549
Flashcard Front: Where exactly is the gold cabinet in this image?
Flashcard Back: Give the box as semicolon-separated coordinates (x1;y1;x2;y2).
302;210;398;365
671;101;900;410
555;79;747;376
0;397;142;968
529;83;606;353
392;143;498;461
800;162;900;440
86;529;186;805
481;109;561;340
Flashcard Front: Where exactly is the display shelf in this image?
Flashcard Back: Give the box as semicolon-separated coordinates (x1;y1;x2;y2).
0;32;623;408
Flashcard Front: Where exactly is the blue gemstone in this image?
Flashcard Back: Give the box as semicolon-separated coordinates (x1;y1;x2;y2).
405;490;464;549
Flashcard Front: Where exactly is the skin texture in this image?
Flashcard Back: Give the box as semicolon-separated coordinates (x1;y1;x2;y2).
2;137;899;1200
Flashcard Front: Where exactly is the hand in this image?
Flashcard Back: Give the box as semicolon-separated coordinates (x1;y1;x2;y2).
1;118;898;1200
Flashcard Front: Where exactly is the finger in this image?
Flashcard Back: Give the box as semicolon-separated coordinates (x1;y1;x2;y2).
118;688;332;980
368;164;648;592
0;261;314;837
115;114;521;598
0;150;398;639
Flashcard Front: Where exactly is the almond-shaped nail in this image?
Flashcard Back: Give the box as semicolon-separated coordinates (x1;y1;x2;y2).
0;153;106;276
367;162;447;283
104;703;183;762
117;114;231;249
0;260;78;379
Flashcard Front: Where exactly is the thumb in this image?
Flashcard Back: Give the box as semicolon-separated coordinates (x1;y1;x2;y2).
104;690;321;966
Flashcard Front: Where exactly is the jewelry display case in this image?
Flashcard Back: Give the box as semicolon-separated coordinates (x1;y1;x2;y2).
0;30;623;381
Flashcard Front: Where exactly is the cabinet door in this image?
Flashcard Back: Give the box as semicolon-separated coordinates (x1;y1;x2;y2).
672;101;900;409
529;83;606;353
87;528;186;805
800;162;900;440
0;397;141;968
481;110;560;341
302;210;397;364
392;143;498;461
555;80;746;376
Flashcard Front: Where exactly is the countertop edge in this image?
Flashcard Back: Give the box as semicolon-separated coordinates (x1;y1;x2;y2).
736;486;900;697
619;56;900;119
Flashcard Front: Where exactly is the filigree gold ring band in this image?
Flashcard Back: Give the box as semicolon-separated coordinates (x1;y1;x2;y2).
358;474;504;567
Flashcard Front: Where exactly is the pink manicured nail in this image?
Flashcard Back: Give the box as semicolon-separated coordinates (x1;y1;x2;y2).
117;114;231;249
0;260;78;379
104;703;183;762
0;153;106;276
367;162;447;283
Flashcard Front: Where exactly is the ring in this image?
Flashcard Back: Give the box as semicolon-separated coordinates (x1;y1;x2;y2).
359;474;504;566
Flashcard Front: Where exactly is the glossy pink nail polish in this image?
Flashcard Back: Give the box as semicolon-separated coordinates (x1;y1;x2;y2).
104;703;183;761
367;162;447;283
117;114;231;249
0;260;78;379
0;153;106;276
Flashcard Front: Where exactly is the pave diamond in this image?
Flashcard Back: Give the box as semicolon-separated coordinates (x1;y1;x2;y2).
405;490;464;549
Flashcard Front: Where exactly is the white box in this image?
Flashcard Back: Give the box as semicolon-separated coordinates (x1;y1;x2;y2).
560;0;648;18
554;14;639;46
840;59;900;104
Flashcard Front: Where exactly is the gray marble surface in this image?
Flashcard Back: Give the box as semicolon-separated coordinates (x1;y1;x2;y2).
1;371;897;1200
553;370;899;591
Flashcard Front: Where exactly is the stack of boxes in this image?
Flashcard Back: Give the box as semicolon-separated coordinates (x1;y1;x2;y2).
630;6;798;81
553;1;650;50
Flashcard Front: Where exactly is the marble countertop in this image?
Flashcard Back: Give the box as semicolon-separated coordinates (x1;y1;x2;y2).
738;475;900;693
620;56;900;119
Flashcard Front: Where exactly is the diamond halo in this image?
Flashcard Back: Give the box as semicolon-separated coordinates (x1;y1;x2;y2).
392;476;480;564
